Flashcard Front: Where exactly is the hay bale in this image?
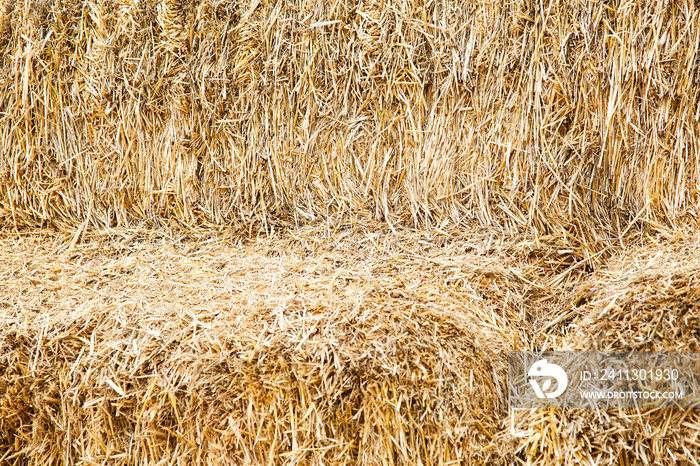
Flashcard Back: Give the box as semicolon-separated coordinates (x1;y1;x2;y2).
511;238;700;464
568;241;700;352
0;227;527;464
1;0;698;241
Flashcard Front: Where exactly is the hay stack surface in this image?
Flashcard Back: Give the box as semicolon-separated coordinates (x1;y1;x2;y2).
1;0;698;242
511;238;700;465
0;225;564;464
3;0;700;463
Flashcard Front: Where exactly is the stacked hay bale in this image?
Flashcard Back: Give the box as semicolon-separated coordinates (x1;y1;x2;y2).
0;229;525;464
0;0;698;241
511;238;700;464
2;0;700;463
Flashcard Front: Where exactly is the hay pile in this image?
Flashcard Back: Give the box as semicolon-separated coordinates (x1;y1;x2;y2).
1;223;698;464
1;0;699;241
3;0;700;463
511;237;700;465
2;225;572;464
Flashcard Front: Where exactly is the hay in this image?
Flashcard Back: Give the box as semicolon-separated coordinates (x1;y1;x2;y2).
510;237;700;465
2;222;698;464
1;224;559;464
1;0;698;243
3;0;700;463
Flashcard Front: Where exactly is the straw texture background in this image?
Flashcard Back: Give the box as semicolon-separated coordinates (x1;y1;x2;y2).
2;0;700;464
1;0;699;240
2;227;699;464
1;226;532;464
512;237;700;464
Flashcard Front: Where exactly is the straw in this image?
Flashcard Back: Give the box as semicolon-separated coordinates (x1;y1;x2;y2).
0;0;697;244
